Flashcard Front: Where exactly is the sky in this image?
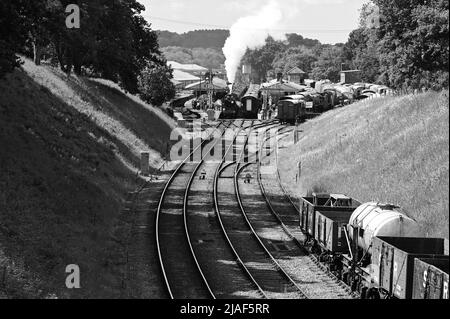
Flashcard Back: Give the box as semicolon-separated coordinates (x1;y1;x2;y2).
140;0;367;44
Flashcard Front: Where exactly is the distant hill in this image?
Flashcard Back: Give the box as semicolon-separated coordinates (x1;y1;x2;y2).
157;30;230;49
157;30;323;70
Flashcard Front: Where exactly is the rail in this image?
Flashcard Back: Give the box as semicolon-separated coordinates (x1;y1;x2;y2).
233;123;308;299
155;121;229;299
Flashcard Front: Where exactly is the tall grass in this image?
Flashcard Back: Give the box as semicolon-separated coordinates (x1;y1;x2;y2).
21;59;175;169
279;91;449;238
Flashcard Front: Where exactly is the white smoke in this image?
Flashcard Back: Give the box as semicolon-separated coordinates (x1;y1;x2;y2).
222;0;288;84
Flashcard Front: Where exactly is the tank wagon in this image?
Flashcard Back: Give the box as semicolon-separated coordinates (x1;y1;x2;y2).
240;84;262;119
297;195;449;299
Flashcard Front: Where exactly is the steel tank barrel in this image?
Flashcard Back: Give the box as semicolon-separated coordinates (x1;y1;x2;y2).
347;202;422;253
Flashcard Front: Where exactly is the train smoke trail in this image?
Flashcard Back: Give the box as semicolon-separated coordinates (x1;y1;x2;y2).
222;0;286;85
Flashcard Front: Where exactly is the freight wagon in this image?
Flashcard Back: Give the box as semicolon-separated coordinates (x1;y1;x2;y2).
296;196;450;299
413;256;449;299
299;193;361;243
367;237;445;299
315;209;354;254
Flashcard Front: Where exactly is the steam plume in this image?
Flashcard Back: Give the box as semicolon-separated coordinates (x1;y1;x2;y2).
222;1;287;85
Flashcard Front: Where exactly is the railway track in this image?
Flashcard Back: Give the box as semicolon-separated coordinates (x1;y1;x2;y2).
156;120;271;299
184;120;264;299
156;119;353;299
253;128;356;299
214;122;309;299
156;121;232;299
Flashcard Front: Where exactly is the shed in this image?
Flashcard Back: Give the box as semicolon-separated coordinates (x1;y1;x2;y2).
185;78;229;93
287;67;307;84
340;70;362;84
168;61;208;76
172;69;200;89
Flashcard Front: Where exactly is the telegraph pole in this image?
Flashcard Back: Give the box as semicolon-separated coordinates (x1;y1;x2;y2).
205;70;215;110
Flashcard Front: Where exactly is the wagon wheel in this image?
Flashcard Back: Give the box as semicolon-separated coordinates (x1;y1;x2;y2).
360;287;368;299
367;288;380;299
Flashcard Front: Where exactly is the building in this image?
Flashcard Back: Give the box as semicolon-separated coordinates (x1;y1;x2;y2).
167;61;211;89
260;80;307;105
168;61;208;77
287;67;307;84
340;70;362;84
172;69;200;89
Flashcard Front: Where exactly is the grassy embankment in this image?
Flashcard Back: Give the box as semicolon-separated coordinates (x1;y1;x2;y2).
0;59;175;298
279;91;449;238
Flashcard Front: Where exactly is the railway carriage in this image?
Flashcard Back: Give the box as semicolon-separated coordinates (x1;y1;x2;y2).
276;95;306;124
240;84;262;119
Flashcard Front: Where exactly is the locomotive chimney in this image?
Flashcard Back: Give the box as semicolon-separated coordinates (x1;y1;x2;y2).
276;72;283;82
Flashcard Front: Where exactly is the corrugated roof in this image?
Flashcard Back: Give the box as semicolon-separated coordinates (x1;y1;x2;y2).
261;81;305;92
172;69;200;82
185;78;228;91
168;61;208;72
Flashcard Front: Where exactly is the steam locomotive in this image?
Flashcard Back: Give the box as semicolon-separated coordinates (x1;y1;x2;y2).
219;85;262;119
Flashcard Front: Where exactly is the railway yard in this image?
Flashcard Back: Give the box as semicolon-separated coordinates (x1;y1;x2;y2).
153;120;353;299
124;116;449;300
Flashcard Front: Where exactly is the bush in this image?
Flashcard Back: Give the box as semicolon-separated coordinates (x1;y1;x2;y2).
138;64;176;106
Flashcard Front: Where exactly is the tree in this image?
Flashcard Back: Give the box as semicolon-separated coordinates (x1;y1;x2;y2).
138;63;176;106
372;0;449;89
344;28;381;83
286;33;321;48
272;46;317;75
162;47;225;69
243;36;287;82
310;46;346;82
0;2;26;77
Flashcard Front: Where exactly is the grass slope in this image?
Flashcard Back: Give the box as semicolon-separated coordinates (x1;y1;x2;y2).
22;59;177;170
279;91;449;238
0;61;175;298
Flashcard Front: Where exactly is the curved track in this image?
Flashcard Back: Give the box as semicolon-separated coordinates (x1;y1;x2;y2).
254;128;355;298
185;120;264;299
214;123;308;299
156;121;230;299
156;120;270;299
156;119;353;299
